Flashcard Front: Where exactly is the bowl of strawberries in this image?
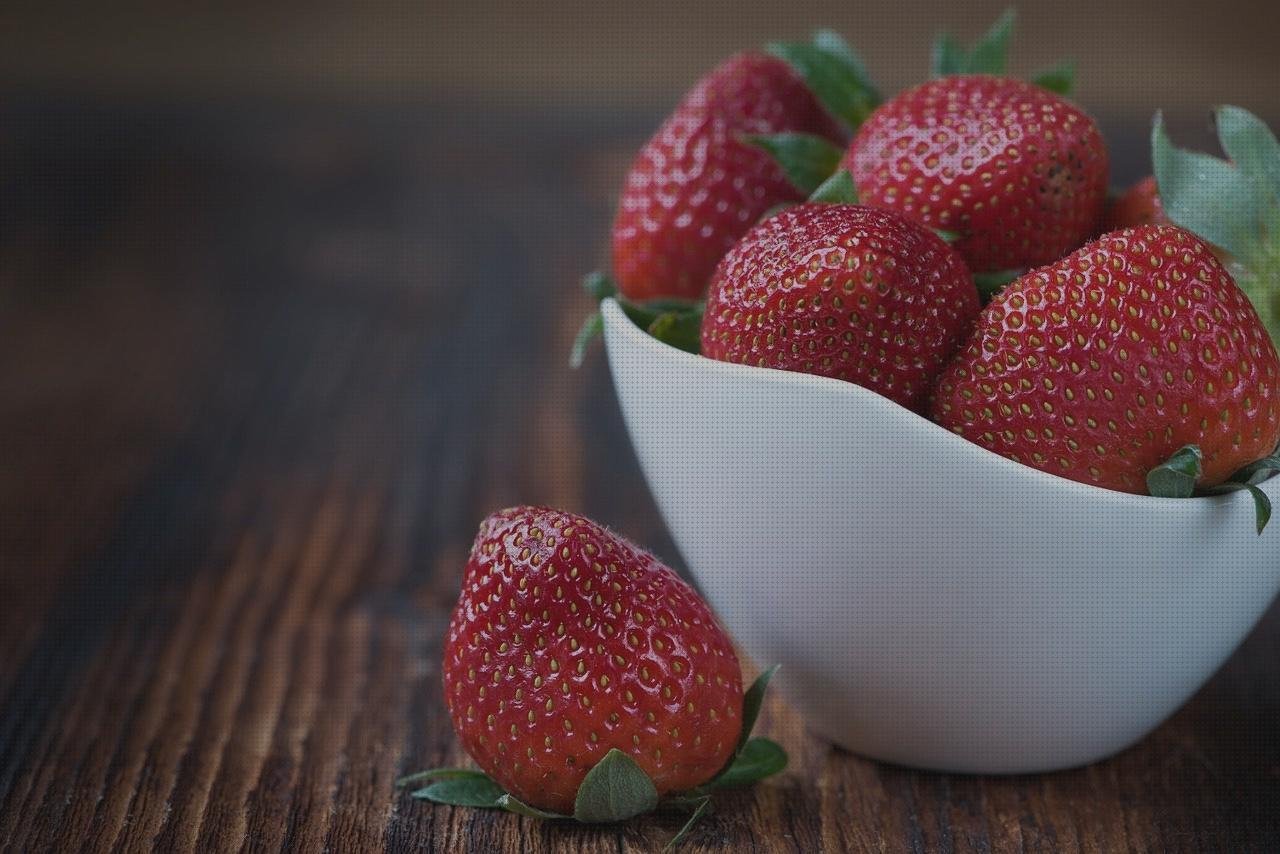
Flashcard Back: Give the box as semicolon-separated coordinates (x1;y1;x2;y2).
581;12;1280;773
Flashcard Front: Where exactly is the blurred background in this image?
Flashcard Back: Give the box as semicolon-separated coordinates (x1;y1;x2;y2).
2;0;1277;115
5;0;1280;666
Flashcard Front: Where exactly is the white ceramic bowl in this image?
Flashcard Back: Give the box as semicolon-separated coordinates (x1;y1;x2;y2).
600;297;1280;774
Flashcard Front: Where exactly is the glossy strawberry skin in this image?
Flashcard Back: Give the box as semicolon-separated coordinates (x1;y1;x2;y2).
701;203;980;411
611;53;844;302
443;507;743;814
844;75;1109;273
931;225;1280;493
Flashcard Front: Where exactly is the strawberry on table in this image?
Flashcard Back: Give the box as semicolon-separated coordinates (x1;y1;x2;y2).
403;507;785;844
611;52;845;302
443;506;743;811
700;201;980;411
931;224;1280;496
843;75;1109;274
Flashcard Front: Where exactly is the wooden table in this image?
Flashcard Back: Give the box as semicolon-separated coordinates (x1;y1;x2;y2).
1;97;1278;852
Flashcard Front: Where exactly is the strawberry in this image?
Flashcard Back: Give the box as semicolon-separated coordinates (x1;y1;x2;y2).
700;202;980;411
442;506;745;814
611;52;844;301
1104;176;1168;232
842;75;1109;273
931;224;1280;494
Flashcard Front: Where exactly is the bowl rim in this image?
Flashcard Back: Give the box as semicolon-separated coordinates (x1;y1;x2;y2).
601;297;1280;514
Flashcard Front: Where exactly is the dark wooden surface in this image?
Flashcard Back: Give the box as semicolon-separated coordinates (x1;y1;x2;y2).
1;95;1278;853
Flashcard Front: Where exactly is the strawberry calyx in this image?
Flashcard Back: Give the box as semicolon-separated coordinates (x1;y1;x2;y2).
807;169;859;204
1151;107;1280;348
749;163;877;218
931;8;1075;96
766;30;880;134
570;272;703;367
397;667;787;850
742;132;846;196
1147;444;1280;534
1146;445;1204;498
932;8;1015;78
751;30;886;202
1229;448;1280;486
1030;60;1077;96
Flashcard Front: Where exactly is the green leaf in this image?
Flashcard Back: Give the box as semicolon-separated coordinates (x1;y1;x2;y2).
1032;60;1076;95
933;228;962;243
808;169;859;204
766;41;880;131
661;793;713;809
1215;106;1280;199
572;749;660;823
966;8;1017;76
571;272;620;368
582;270;617;302
1227;449;1280;486
613;296;704;353
647;309;703;354
1152;112;1266;262
744;132;845;195
735;665;778;756
663;796;713;851
931;32;967;77
395;767;488;789
1146;444;1203;498
570;311;604;368
413;776;507;808
640;298;702;313
1209;481;1273;535
809;29;880;113
1216;445;1279;534
932;8;1016;77
973;269;1021;302
712;738;788;788
1246;483;1272;534
496;794;571;819
617;300;662;329
572;288;701;367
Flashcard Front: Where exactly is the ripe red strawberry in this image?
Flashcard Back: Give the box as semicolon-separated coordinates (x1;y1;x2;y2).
443;506;743;814
1104;176;1167;232
843;75;1109;273
931;224;1280;493
611;52;844;301
700;202;980;411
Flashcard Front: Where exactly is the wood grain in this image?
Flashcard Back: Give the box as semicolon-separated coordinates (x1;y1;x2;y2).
1;98;1278;853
